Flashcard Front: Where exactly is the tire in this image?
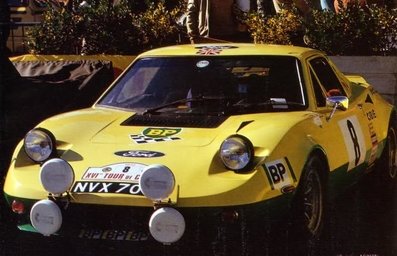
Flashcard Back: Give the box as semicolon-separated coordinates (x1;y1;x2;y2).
289;155;327;255
376;118;397;198
380;122;397;180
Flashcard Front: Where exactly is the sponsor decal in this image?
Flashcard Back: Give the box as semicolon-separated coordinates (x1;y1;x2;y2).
102;167;112;173
368;122;379;165
231;67;270;77
143;127;181;138
366;109;377;121
130;127;182;144
270;98;288;109
82;163;146;182
115;150;165;158
78;229;149;241
264;157;297;190
338;116;366;171
196;60;210;68
72;182;142;195
195;45;238;55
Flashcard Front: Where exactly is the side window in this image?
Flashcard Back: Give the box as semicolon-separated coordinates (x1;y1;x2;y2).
309;57;346;97
310;69;326;107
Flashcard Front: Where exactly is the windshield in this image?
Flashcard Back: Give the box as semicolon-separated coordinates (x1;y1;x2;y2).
99;56;307;115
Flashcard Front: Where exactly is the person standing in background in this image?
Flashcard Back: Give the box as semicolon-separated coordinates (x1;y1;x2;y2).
186;0;268;43
320;0;335;10
0;0;10;53
186;0;238;43
334;0;366;13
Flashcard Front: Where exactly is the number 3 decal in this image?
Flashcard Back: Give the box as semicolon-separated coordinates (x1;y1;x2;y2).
338;116;367;171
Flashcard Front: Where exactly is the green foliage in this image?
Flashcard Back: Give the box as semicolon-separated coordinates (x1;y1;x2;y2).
135;1;183;49
244;3;397;55
25;0;184;55
123;0;182;14
301;10;345;55
26;7;81;54
304;3;397;55
26;0;396;56
245;8;304;45
79;0;143;54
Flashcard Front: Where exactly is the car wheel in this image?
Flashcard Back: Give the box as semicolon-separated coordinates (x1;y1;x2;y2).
289;155;327;255
377;118;397;195
382;122;397;180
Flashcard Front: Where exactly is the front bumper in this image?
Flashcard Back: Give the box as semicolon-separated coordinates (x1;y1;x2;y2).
5;193;292;245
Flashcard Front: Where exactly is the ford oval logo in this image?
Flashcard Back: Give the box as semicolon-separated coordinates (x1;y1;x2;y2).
115;150;165;158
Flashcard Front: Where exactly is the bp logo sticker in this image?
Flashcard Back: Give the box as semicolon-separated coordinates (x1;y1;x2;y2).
264;157;297;191
143;128;181;138
130;128;182;144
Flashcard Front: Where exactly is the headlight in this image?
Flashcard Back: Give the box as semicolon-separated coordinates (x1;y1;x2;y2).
40;158;75;195
24;128;57;163
139;164;175;201
220;135;254;172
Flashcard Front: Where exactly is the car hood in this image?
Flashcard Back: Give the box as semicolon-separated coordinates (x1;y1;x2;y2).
44;107;307;149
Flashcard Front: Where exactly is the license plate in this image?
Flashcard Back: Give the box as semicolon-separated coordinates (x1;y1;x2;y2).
78;229;149;241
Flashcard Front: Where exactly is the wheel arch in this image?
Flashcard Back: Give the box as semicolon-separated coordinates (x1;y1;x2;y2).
306;146;330;183
292;146;330;203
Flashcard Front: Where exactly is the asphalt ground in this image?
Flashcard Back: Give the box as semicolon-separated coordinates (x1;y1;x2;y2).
0;170;396;256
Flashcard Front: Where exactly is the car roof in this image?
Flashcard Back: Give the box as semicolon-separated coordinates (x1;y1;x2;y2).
137;43;321;58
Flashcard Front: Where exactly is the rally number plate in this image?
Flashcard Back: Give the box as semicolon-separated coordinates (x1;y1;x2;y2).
78;229;149;241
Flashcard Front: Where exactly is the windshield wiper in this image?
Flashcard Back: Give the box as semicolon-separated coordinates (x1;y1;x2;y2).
142;96;230;115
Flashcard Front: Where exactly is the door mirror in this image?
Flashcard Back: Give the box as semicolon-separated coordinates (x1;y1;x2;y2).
326;96;349;110
326;96;349;121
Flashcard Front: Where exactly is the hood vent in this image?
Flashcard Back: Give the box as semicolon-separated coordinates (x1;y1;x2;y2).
121;114;228;128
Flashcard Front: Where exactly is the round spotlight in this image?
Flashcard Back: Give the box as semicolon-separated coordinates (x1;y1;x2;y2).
30;199;62;236
139;164;175;201
149;207;185;244
40;158;74;195
24;128;56;163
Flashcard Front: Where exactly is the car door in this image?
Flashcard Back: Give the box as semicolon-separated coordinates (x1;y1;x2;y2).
308;56;373;174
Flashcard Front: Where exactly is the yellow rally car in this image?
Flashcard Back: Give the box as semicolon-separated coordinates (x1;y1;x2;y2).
3;44;396;255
